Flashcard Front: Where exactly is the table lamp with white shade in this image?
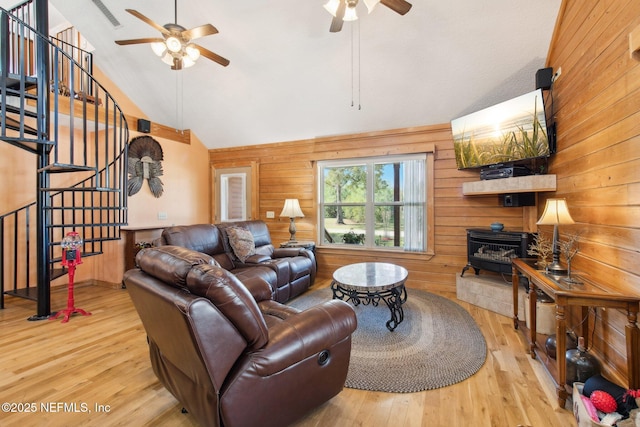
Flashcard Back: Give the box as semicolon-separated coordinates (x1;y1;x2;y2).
280;199;305;242
536;198;575;275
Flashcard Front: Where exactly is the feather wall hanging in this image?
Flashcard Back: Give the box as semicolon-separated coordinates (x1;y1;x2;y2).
127;135;164;198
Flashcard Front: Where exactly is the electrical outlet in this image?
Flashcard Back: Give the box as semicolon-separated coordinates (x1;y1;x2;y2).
266;211;275;219
553;67;562;82
157;211;168;220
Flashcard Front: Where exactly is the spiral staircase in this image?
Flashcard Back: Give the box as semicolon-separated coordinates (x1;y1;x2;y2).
0;1;128;319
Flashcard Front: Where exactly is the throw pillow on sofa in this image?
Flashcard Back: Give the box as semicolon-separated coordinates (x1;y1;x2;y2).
227;226;257;262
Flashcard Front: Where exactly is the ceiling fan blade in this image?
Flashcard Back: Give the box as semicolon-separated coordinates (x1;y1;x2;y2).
115;37;164;46
380;0;412;15
329;0;347;33
195;44;230;67
125;9;170;35
181;24;219;41
329;16;344;33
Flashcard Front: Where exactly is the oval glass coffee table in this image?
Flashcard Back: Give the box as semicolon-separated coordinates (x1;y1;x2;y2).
331;262;408;331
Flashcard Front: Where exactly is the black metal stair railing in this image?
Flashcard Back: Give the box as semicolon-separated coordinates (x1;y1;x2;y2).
0;157;127;309
0;1;129;316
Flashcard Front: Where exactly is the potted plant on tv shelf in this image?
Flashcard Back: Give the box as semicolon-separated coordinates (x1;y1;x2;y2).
342;230;365;245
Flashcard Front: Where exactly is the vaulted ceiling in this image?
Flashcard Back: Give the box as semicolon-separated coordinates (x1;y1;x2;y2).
30;1;561;148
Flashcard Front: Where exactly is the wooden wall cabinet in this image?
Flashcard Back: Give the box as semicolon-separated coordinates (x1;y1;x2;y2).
512;258;640;408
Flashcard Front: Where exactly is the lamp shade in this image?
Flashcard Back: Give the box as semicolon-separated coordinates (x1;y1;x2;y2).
151;42;167;57
323;0;341;16
537;198;575;225
185;44;201;61
280;199;304;218
165;36;182;53
364;0;381;13
343;5;358;21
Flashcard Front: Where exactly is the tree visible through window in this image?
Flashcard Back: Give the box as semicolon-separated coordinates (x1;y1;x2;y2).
318;154;427;251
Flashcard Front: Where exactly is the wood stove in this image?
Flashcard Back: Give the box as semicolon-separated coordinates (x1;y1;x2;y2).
461;229;532;276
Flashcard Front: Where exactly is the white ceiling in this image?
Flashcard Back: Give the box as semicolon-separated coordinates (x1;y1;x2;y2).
14;0;561;149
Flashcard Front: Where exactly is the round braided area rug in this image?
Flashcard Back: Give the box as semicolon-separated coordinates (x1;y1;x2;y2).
288;287;487;393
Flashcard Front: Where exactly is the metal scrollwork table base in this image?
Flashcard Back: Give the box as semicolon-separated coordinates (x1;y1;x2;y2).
330;262;408;332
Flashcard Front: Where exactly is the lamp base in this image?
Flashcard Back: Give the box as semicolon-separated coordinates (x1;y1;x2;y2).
288;218;297;243
561;277;583;285
546;261;567;276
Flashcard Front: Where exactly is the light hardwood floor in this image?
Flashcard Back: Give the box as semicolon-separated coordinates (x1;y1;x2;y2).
0;280;577;426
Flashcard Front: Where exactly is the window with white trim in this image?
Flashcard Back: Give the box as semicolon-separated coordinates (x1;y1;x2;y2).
318;154;429;252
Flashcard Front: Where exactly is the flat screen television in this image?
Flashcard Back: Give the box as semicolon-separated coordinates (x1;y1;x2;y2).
452;89;552;170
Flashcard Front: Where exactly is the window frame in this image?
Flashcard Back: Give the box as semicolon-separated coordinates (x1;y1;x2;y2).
316;152;434;255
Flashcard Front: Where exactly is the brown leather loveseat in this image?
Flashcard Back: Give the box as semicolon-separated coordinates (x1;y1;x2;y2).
124;245;357;427
160;220;315;303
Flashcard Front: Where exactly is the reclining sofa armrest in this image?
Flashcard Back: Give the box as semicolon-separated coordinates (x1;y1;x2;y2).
249;299;357;376
272;247;305;258
273;247;317;277
242;254;272;264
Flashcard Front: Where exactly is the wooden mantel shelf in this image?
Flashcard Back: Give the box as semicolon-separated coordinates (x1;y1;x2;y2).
462;175;557;196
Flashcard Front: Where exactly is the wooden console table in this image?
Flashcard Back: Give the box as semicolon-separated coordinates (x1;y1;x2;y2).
512;258;640;408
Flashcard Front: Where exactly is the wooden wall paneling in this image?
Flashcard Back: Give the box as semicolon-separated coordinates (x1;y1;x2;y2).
550;1;631;115
558;68;640;154
544;0;640;386
210;124;503;294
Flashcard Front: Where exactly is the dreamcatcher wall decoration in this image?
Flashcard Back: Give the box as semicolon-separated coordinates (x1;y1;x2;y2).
127;135;164;198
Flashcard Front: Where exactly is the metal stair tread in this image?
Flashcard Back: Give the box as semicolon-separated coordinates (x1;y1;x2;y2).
4;287;38;301
1;86;38;100
3;116;39;135
50;251;102;264
43;206;125;211
2;104;39;118
41;186;121;192
50;268;68;281
5;74;38;90
0;138;54;155
47;223;126;229
39;164;98;173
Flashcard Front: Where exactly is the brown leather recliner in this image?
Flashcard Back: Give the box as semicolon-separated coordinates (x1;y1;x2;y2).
124;245;357;427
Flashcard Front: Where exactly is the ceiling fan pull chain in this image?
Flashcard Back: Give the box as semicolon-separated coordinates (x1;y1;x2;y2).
357;19;361;110
349;19;362;110
351;22;354;107
175;70;184;132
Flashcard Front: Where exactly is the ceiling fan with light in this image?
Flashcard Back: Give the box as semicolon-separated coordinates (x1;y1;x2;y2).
114;0;229;70
324;0;412;33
